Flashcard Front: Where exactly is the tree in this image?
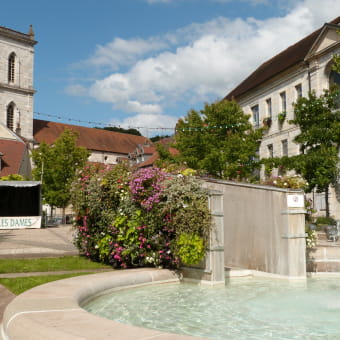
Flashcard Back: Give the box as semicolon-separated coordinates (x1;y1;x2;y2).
95;126;141;136
331;29;340;73
150;135;171;142
290;87;340;216
175;100;262;179
32;129;90;218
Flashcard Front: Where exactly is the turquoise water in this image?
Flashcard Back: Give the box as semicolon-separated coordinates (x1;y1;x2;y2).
84;277;340;339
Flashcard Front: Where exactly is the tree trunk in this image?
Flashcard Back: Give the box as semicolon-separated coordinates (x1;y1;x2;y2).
325;186;330;217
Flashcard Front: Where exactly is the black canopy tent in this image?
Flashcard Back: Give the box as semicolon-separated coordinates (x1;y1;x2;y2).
0;181;41;217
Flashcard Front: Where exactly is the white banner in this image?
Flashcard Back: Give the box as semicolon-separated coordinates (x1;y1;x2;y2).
0;216;41;229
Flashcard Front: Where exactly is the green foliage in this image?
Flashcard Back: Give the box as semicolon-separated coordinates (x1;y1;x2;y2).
176;233;205;265
274;88;340;217
332;30;340;73
32;129;90;210
305;229;317;249
0;174;25;181
291;88;340;148
0;273;93;295
150;135;171;142
0;256;110;274
278;112;286;124
315;216;336;226
154;143;180;170
263;175;307;189
175;100;262;179
96;126;142;136
71;166;211;269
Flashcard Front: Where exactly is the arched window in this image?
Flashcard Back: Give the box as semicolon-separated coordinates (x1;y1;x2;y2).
6;103;14;130
8;53;15;83
330;70;340;108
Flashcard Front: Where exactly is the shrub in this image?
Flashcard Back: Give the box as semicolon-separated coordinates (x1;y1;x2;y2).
176;233;205;265
306;229;317;249
315;216;336;226
263;175;306;189
71;166;211;269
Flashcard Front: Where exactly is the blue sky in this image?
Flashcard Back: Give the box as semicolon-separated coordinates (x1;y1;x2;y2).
1;0;340;136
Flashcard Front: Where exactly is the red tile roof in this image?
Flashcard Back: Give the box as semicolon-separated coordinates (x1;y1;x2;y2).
137;143;179;168
0;139;26;176
33;119;150;155
225;17;340;100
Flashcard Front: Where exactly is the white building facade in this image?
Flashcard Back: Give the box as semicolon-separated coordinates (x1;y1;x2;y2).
0;25;37;141
225;19;340;218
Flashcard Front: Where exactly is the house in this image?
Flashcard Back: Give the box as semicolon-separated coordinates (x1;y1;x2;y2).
0;124;31;178
224;17;340;217
135;137;179;168
33;119;152;166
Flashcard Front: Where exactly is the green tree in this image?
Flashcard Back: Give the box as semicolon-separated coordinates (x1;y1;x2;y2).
331;29;340;73
32;129;90;218
0;174;25;181
290;88;340;216
175;100;262;179
95;126;141;136
150;135;171;142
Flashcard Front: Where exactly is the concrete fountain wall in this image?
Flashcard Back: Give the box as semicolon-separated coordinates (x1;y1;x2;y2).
1;269;209;340
182;179;307;282
206;179;307;278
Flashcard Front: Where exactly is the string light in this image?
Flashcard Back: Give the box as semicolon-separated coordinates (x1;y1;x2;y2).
33;111;175;131
33;110;252;135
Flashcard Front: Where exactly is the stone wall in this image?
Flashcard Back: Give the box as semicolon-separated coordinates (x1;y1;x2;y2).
202;179;307;279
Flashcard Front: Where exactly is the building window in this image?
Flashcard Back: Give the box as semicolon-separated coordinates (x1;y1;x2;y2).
281;139;288;156
7;103;14;130
295;84;302;99
266;98;272;118
251;105;259;127
8;53;15;83
280;91;287;112
267;144;273;158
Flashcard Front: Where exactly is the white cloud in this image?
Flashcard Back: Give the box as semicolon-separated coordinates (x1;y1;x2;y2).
69;0;340;127
86;37;168;71
65;84;88;96
109;113;178;136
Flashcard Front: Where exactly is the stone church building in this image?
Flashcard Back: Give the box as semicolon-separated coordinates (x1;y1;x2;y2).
0;25;36;140
0;25;36;177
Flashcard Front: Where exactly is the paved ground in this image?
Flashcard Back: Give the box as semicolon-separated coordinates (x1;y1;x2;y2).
0;225;79;328
0;224;78;259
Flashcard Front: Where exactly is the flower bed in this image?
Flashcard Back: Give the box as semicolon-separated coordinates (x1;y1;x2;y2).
71;164;211;269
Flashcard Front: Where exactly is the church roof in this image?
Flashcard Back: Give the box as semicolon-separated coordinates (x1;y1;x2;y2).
225;16;340;101
33;119;150;155
0;139;26;176
0;25;37;46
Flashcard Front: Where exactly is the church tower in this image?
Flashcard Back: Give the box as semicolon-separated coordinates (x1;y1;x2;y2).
0;25;37;140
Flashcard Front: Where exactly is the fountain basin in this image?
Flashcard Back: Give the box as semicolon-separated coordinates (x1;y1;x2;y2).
1;268;205;340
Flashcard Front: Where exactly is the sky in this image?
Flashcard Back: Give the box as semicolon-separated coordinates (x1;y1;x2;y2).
1;0;340;137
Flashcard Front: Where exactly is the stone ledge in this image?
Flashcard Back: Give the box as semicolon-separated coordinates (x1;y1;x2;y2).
1;268;207;340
